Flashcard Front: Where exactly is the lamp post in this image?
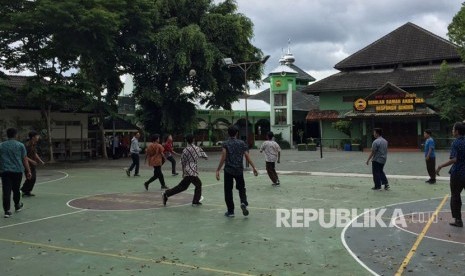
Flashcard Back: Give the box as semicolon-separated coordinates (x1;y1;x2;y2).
222;55;270;149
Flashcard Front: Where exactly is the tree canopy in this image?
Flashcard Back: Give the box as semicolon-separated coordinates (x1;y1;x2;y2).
0;0;265;138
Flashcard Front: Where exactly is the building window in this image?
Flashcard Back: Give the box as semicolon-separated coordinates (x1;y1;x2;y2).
274;108;287;125
274;94;287;106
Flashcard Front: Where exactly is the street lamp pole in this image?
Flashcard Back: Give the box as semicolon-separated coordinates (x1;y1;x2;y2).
222;55;270;150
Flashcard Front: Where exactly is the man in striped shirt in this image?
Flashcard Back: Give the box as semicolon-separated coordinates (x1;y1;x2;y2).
162;134;207;206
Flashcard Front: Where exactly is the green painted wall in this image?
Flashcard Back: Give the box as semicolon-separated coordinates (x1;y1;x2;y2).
270;75;296;92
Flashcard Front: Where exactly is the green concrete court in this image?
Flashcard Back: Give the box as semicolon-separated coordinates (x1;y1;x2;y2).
0;149;461;276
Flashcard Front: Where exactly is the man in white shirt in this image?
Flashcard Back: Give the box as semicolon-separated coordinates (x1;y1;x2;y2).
260;131;281;186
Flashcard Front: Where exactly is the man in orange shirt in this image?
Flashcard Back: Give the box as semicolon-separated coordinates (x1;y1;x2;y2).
144;134;168;190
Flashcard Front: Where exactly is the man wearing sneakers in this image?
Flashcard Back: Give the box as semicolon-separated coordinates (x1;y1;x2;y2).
126;132;141;177
21;130;45;197
162;134;207;206
144;134;168;190
366;128;389;191
0;128;31;218
216;125;258;217
259;131;281;186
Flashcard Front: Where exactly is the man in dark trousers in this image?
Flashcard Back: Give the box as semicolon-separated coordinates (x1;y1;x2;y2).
126;132;141;177
216;125;258;217
21;130;45;197
424;129;436;184
366;128;389;191
436;122;465;227
162;134;207;206
0;128;32;218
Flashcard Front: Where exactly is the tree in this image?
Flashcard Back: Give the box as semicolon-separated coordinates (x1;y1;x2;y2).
0;0;266;156
0;0;84;161
433;6;465;122
433;61;465;122
132;0;265;135
332;120;352;138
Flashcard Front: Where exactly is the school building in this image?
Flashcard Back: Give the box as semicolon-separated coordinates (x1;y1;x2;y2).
303;22;465;149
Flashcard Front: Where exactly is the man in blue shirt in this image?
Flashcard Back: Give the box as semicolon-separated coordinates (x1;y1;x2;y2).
216;125;258;217
436;122;465;227
0;128;32;218
424;129;436;184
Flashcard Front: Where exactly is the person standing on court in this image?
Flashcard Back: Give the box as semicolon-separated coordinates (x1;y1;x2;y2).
216;125;258;217
436;122;465;227
144;134;168;190
424;129;436;184
126;132;141;177
21;130;45;197
0;128;32;218
259;131;281;186
366;128;389;190
162;134;207;206
163;134;180;176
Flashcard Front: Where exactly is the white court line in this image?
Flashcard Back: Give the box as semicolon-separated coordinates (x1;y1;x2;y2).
0;210;86;229
37;170;69;185
272;170;449;181
392;211;465;246
340;196;446;276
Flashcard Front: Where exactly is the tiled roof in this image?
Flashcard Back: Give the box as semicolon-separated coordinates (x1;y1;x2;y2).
302;65;465;94
0;75;29;89
305;110;344;121
335;22;460;70
263;63;316;83
249;88;319;111
0;75;86;111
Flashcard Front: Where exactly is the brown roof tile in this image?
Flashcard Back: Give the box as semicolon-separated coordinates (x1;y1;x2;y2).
335;22;460;70
305;110;342;121
302;65;465;94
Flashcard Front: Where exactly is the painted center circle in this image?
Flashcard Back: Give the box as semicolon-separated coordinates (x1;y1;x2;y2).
68;192;192;210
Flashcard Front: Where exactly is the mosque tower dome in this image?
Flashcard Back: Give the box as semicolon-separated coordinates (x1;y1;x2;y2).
282;39;295;65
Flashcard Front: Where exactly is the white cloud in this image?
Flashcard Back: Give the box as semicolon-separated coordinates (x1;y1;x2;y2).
233;0;463;82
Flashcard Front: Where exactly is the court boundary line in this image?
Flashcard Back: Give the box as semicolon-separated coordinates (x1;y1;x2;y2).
394;194;449;276
340;196;447;276
0;238;256;276
36;170;69;185
392;210;465;245
0;210;86;229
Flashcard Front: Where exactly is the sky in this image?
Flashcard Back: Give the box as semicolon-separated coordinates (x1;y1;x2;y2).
229;0;463;94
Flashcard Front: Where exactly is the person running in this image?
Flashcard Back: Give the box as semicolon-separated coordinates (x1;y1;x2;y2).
436;122;465;227
366;128;389;191
216;125;258;217
126;132;141;177
163;134;180;176
260;131;281;186
0;128;31;218
162;134;208;206
144;134;168;190
424;129;436;184
21;130;45;197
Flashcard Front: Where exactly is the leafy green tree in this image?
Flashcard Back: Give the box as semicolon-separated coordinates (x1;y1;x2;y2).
132;0;265;135
0;0;83;161
433;62;465;122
